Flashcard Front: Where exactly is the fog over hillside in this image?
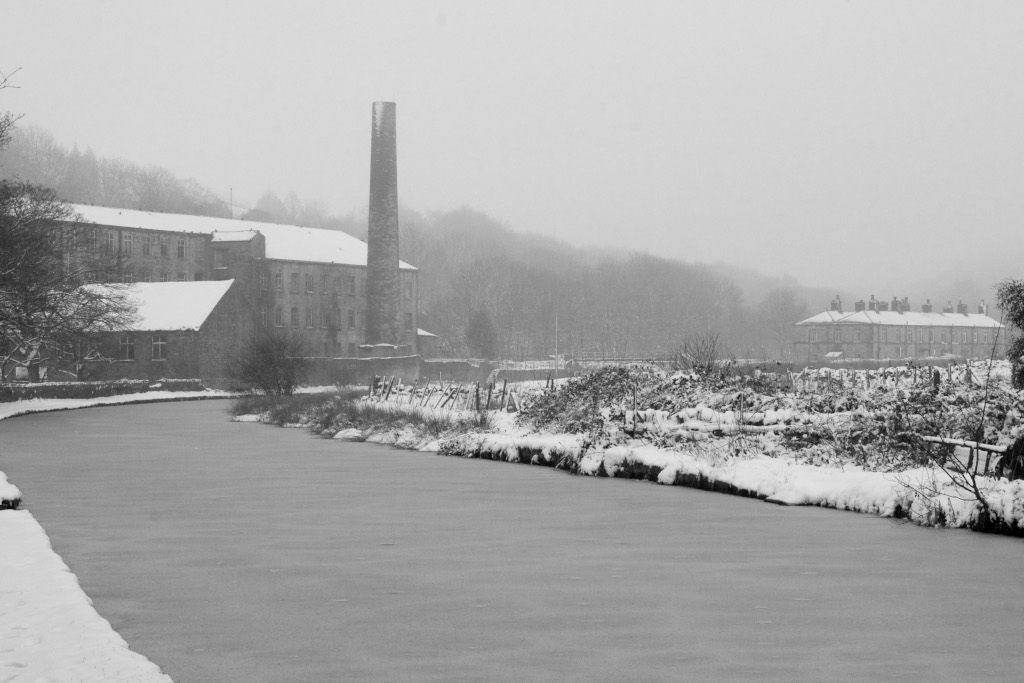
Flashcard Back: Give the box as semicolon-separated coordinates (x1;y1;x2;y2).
1;123;829;360
4;1;1021;298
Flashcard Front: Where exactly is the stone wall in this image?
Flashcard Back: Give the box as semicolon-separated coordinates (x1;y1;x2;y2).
306;355;422;387
421;359;496;384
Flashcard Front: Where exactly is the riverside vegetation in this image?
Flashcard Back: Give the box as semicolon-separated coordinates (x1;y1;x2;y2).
235;360;1024;536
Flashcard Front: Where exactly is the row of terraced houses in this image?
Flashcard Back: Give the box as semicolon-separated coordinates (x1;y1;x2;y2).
794;295;1006;362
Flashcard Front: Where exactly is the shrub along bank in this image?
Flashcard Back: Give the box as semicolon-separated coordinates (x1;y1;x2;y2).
231;390;494;441
239;364;1024;536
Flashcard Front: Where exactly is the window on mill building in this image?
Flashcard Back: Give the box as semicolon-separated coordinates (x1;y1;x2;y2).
152;335;167;361
119;335;134;361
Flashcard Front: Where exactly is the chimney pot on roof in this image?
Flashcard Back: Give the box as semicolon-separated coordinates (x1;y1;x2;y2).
921;298;932;313
957;298;969;315
978;299;988;315
855;299;865;312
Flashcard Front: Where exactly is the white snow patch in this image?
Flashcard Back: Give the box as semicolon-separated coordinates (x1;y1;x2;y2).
0;510;173;682
0;471;21;504
0;389;236;422
74;204;416;270
88;280;234;331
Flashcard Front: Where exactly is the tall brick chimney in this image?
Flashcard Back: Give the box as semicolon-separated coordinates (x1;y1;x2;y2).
366;101;401;346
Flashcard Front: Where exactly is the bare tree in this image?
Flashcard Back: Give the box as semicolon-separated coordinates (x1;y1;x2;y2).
0;68;23;159
672;331;726;375
0;182;134;381
227;331;311;395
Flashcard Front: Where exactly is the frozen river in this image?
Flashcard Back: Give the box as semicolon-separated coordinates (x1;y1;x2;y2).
2;400;1023;682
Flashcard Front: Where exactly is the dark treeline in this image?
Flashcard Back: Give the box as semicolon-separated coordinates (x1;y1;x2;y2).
3;125;825;361
0;126;228;217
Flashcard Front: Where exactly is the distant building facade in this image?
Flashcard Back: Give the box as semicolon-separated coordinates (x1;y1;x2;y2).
794;295;1006;362
63;205;424;385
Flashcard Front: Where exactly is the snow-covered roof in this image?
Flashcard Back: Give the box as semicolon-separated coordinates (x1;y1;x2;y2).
211;230;258;242
73;205;417;270
91;280;234;331
796;310;1003;328
417;328;437;338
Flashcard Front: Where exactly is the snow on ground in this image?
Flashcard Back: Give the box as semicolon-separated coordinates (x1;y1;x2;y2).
435;429;1024;531
0;389;236;422
0;471;21;506
0;387;260;682
0;510;173;683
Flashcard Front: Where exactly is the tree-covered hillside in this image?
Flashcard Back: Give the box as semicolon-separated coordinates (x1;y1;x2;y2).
0;127;228;217
2;125;821;361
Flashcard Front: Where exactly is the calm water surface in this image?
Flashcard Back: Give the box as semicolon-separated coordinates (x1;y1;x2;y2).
2;401;1022;682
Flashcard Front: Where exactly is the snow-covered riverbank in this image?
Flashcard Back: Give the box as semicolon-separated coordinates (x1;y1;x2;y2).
0;390;245;682
0;511;173;683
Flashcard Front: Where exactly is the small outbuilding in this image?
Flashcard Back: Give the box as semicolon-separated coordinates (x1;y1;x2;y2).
82;279;250;387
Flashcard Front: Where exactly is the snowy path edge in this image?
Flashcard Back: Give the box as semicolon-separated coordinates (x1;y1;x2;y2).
0;390;244;682
0;510;174;683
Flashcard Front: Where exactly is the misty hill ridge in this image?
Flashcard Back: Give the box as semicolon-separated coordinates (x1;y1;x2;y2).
2;124;828;359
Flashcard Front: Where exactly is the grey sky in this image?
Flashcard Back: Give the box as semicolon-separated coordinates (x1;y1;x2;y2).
3;1;1022;293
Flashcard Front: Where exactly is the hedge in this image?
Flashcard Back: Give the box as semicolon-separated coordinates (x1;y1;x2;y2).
0;379;205;402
